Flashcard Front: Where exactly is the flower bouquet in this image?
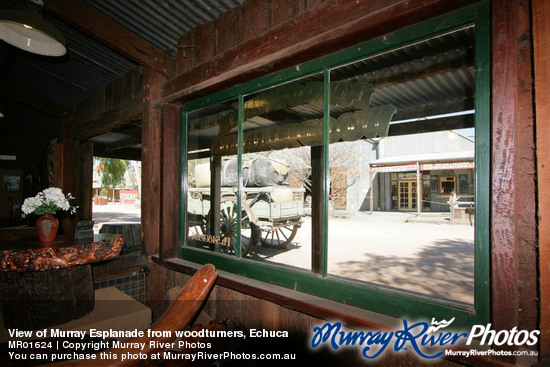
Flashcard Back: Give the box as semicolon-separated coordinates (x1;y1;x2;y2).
22;187;77;242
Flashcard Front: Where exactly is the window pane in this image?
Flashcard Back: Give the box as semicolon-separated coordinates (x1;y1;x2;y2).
186;100;246;256
240;74;324;269
327;27;476;305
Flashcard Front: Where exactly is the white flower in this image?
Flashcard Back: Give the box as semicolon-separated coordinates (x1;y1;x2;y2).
22;196;44;215
21;187;77;215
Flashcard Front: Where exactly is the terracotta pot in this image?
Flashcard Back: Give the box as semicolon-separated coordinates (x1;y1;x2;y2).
36;213;59;242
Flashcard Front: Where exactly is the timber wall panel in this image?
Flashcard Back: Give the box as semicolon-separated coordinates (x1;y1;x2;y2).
218;6;243;54
176;29;199;74
271;0;306;27
72;68;143;140
243;0;269;41
305;0;325;10
197;20;217;62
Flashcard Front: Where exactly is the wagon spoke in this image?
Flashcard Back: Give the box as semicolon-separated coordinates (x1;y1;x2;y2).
260;225;299;248
218;197;258;256
228;203;234;219
280;228;290;241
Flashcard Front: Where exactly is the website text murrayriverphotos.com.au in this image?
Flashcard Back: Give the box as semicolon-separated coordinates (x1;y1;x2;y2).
4;318;540;364
310;318;539;361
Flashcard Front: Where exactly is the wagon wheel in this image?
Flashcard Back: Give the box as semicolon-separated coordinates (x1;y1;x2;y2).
187;216;207;236
217;197;259;256
186;214;207;248
260;224;299;248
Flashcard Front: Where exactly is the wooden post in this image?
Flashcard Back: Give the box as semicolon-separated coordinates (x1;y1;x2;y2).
369;168;374;215
492;0;537;356
210;157;221;251
60;122;79;236
533;0;550;358
142;67;166;320
450;197;455;225
53;143;63;189
416;163;420;217
311;145;324;274
79;141;93;221
160;103;180;259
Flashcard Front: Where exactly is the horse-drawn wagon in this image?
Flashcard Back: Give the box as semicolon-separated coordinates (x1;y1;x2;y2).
187;157;305;255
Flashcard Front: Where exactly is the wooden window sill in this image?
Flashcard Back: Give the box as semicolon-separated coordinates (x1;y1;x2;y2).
153;255;511;367
153;255;397;330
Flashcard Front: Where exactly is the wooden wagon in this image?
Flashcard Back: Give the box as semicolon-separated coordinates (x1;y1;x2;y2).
187;185;305;255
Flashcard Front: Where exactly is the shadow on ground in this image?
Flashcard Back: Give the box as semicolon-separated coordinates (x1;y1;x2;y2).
331;238;474;304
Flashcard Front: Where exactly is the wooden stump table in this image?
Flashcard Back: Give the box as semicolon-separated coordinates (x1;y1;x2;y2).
99;222;141;255
0;233;123;330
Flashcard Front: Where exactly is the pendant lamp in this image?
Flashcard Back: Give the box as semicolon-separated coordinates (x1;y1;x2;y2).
0;0;66;56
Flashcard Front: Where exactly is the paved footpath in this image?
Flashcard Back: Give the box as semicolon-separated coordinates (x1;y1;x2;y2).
92;202;141;233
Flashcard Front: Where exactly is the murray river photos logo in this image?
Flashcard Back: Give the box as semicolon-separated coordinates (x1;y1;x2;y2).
310;318;540;360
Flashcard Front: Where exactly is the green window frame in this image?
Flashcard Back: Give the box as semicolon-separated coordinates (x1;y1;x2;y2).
178;2;490;329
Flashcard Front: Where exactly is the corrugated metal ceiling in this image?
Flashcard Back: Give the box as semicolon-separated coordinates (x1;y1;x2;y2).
1;1;474;159
0;0;244;114
82;0;244;55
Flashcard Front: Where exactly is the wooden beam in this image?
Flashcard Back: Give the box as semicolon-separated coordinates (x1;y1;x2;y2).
388;114;474;136
71;93;143;140
370;63;474;90
92;145;142;161
533;0;550;358
44;0;174;77
112;125;142;139
392;99;475;121
160;0;477;105
105;137;141;152
0;81;72;118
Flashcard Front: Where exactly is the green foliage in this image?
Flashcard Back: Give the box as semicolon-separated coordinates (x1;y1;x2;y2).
99;158;129;189
99;188;108;196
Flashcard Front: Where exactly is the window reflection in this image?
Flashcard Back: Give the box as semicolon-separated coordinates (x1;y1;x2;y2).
186;100;254;256
327;27;476;305
183;26;478;306
240;75;324;269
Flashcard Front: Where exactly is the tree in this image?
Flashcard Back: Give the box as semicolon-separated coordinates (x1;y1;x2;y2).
99;158;129;202
270;141;372;209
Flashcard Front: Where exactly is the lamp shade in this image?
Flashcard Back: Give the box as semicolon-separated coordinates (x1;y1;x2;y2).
0;5;66;56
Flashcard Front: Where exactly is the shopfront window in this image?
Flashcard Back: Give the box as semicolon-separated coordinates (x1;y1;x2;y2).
440;176;457;194
179;3;489;327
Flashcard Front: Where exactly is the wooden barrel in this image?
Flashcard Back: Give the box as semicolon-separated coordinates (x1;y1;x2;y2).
0;265;94;330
